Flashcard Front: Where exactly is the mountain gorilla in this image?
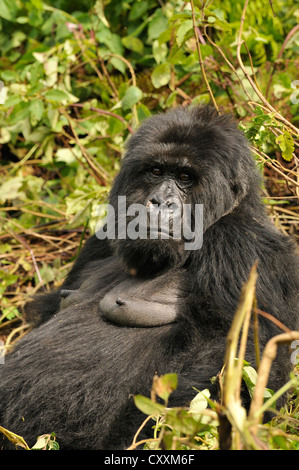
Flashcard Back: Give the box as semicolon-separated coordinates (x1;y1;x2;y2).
0;106;298;450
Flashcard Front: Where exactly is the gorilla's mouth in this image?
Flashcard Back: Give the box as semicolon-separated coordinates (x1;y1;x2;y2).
146;227;176;240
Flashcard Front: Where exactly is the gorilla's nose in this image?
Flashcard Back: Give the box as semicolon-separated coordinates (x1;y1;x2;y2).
148;193;166;206
148;194;180;209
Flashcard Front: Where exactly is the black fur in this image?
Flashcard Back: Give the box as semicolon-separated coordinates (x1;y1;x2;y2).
0;106;298;450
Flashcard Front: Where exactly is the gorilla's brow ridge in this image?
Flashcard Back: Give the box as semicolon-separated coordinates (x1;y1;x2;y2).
142;153;198;177
141;141;199;163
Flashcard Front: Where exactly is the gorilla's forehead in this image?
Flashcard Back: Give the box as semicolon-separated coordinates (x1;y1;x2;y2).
130;123;219;148
125;137;221;171
145;141;197;160
127;125;230;166
148;152;196;172
123;107;250;173
125;141;200;171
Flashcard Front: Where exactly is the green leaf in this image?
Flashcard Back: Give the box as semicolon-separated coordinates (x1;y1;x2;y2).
152;373;178;402
3;95;22;107
27;126;50;143
176;19;193;46
210;8;225;21
0;244;12;255
30;99;44;126
137;103;152;122
134;395;165;416
206;7;231;31
148;10;168;41
44;89;69;102
129;0;149;21
0;270;18;287
94;0;109;27
34;263;56;285
31;433;59;450
44;57;58;87
8;102;31;125
166;409;200;435
152;39;168;64
121;86;143;110
151;63;171;89
110;57;126;75
56;148;78;164
275;131;294;161
1;70;18;81
95;28;124;55
242;365;258;397
0;128;10;144
189;389;210;418
0;0;18;21
108;116;125;135
121;36;144;55
0;177;24;203
242;364;273;399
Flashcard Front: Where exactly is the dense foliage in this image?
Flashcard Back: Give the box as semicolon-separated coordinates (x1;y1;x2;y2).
0;0;298;450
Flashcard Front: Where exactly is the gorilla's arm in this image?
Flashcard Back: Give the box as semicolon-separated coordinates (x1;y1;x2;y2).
24;234;112;326
62;233;113;289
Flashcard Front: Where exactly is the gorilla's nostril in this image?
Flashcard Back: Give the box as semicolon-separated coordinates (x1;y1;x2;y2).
149;194;165;206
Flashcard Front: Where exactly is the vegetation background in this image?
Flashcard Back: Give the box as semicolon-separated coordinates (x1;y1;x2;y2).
0;0;298;450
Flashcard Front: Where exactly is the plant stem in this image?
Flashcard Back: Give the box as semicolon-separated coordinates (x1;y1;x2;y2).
190;0;218;111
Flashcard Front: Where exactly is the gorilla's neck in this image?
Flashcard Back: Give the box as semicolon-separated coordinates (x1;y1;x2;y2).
112;238;189;278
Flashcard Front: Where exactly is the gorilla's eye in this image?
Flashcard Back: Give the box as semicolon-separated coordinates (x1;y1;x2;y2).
178;172;192;182
150;167;163;177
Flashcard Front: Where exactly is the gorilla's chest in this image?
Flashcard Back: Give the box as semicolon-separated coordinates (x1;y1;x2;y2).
99;274;182;327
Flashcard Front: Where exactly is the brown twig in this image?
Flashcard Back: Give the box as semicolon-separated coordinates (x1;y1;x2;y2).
62;110;110;186
253;298;260;369
219;262;258;449
70;103;134;134
108;53;140;125
252;147;299;188
256;308;292;334
5;228;43;284
249;331;299;433
127;414;158;450
190;0;219;111
96;50;119;100
203;25;255;106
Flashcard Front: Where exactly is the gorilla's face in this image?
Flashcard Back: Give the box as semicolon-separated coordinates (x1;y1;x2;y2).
109;155;195;276
107;106;255;277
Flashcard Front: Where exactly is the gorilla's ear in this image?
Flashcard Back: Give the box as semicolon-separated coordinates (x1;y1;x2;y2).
230;178;247;201
230;159;251;204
